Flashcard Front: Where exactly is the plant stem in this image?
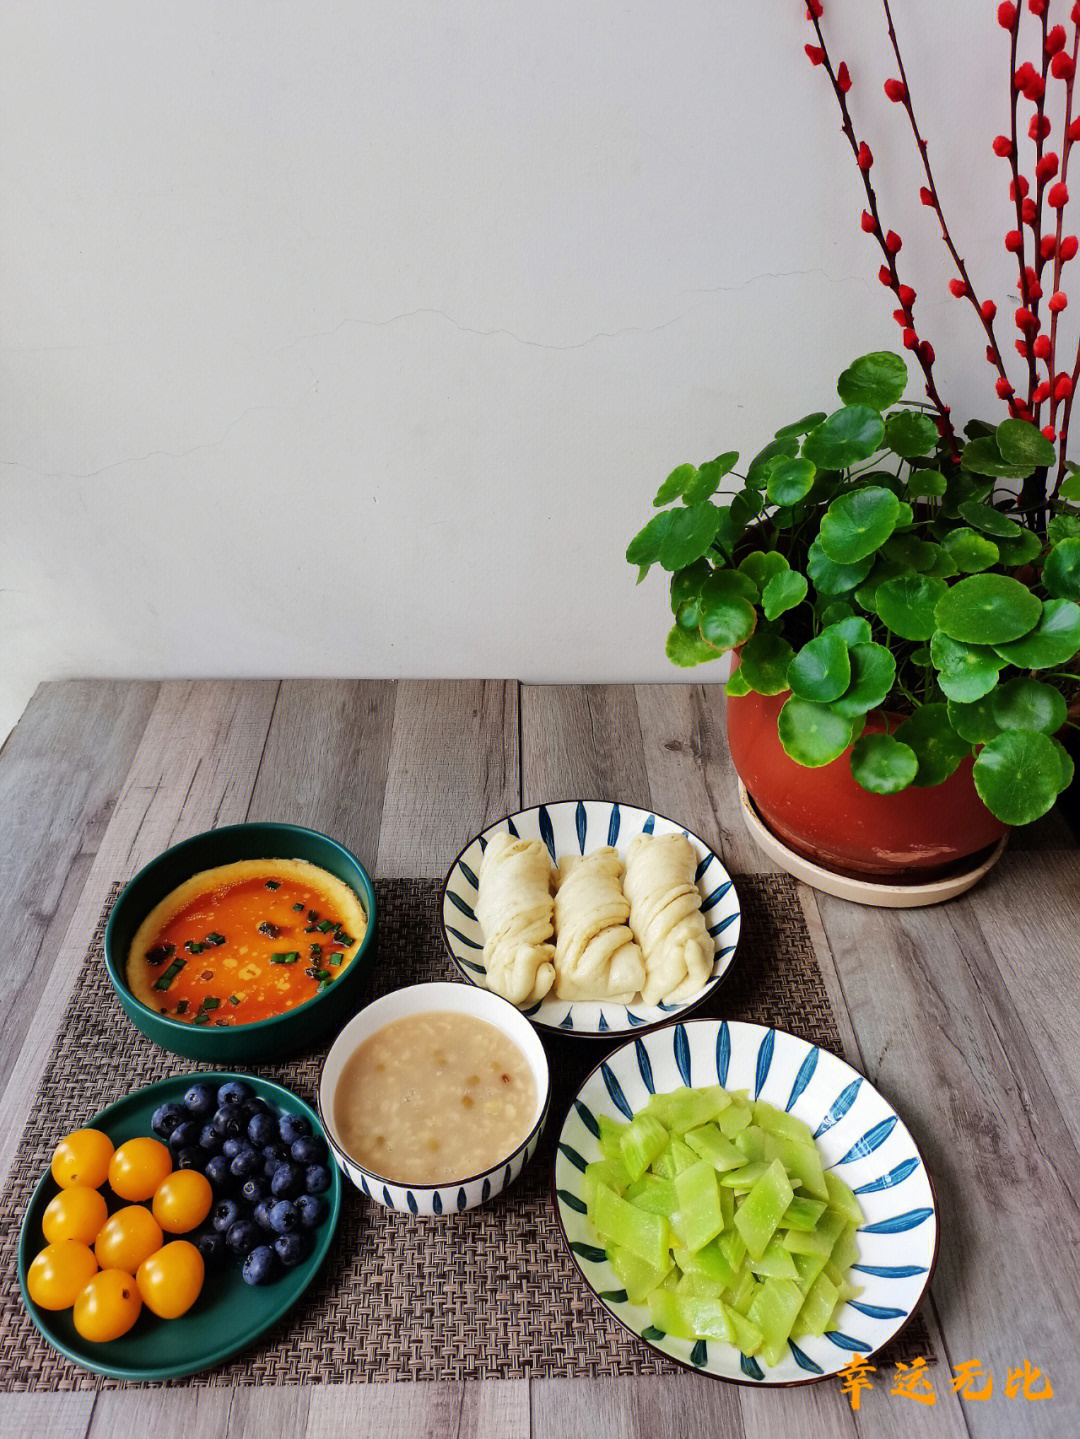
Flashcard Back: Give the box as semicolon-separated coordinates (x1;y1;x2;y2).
1007;12;1040;415
1050;19;1080;450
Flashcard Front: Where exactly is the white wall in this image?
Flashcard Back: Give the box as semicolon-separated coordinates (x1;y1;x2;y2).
2;1;1021;735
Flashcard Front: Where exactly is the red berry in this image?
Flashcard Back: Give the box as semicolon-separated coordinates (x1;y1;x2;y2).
883;78;907;102
1015;307;1038;329
1014;62;1036;89
1030;114;1052;141
982;300;998;321
1036;154;1059;182
919;186;935;206
893;308;908;325
1033;334;1052;358
1042;426;1057;442
1055;373;1074;399
993;134;1014;158
837;62;852;93
1041;235;1057;260
807;1;824;17
857;142;873;171
1048;181;1070;209
885;230;903;254
897;284;916;307
919;341;935;365
1069;116;1080;142
998;0;1018;21
1049;291;1068;312
1051;53;1076;82
805;45;825;66
1016;339;1030;356
878;265;894;287
948;278;968;298
1046;24;1067;55
1005;229;1023;252
861;210;877;233
1022;197;1038;225
1060;235;1079;261
1033;381;1051;403
1010;175;1030;199
987;345;998;363
1028;0;1048;16
996;377;1015;398
902;328;918;350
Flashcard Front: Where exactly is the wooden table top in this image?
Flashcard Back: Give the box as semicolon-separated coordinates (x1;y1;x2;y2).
1;679;1077;1439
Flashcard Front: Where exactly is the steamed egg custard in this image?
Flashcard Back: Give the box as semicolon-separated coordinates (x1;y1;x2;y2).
126;859;366;1026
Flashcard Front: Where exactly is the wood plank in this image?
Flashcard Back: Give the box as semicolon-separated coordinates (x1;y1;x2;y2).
520;685;650;807
0;680;157;1095
0;1391;95;1439
813;883;1080;1439
246;680;397;873
531;1375;742;1439
225;1384;311;1438
302;1382;463;1438
376;680;518;876
635;684;779;875
87;1389;233;1439
0;680;279;1186
738;1376;857;1439
458;1380;530;1439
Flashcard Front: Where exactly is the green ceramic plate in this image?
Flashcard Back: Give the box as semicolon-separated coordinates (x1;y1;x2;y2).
17;1071;341;1381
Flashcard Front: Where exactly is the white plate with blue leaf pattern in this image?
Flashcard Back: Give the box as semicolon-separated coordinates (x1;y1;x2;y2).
552;1020;938;1385
440;800;741;1036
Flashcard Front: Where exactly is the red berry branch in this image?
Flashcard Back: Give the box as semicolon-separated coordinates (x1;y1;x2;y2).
803;3;958;453
1049;12;1080;453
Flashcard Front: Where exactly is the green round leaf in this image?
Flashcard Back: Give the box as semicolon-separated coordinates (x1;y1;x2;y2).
746;438;799;488
787;632;852;703
777;698;857;768
670;559;711;614
659;503;723;571
837;352;908;411
991;677;1068;734
881;533;939;571
854;559;907;612
819;600;855;626
822;615;872;646
957;501;1023;539
994;598;1080;668
819;486;901;564
892;704;971;788
653;464;697;506
775;412;827;440
922;545;960;579
893;501;915;530
703;568;759;603
906;468;948;498
930;631;1004;702
802;406;886;469
1052;735;1076;790
960;436;1034;480
713;503;747;556
830;642;897;718
941;527;1000;573
762;568;809;621
738;551;788;593
947;694;1002;744
807;537;874;594
767;457;817;506
1048;514;1080;544
875;574;949;640
738;633;795;695
675;597;703;631
942;470;995;517
725;666;752;697
1059;469;1080;500
934;574;1043;645
849;732;919;794
910;645;932;664
884;411;939;458
665;626;720;668
996;417;1057;468
698;590;757;651
992;528;1043;568
684;452;740;504
973;730;1066;825
1043;538;1080;600
627;510;673;569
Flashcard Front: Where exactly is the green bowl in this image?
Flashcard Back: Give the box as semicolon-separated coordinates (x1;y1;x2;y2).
104;822;378;1062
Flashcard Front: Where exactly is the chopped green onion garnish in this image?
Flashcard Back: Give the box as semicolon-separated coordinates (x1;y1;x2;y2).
184;940;206;954
193;1012;210;1025
307;909;319;922
199;996;221;1012
328;953;343;966
317;979;332;992
292;902;305;912
257;921;279;937
305;966;332;981
146;943;175;965
309;943;322;958
176;999;190;1015
270;951;299;965
335;932;355;948
317;919;334;933
153;958;186;991
229;994;240;1006
205;931;226;946
265;880;280;890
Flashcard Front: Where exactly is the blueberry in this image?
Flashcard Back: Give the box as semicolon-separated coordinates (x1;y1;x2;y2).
241;1175;268;1206
278;1112;311;1145
273;1231;313;1267
268;1199;299;1234
222;1136;253;1160
295;1193;328;1229
242;1244;278;1286
168;1120;201;1153
270;1162;304;1199
226;1219;260;1255
205;1155;234;1192
247;1096;273;1118
218;1080;254;1109
304;1163;331;1195
196;1231;229;1269
152;1102;188;1138
230;1147;261;1181
212;1106;245;1139
184;1082;217;1118
247;1111;276;1146
212;1197;241;1232
199;1124;222;1152
253;1199;275;1231
176;1147;205;1172
291;1135;328;1165
262;1142;289;1176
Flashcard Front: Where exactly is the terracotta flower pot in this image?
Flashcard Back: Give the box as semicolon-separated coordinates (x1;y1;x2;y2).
726;687;1010;879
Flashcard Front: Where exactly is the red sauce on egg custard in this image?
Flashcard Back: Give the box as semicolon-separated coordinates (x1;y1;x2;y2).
137;875;359;1026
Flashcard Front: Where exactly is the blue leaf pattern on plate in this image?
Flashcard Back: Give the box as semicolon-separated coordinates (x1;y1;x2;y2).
674;1025;692;1087
432;1190;442;1215
641;1326;665;1341
482;1178;491;1202
788;1340;824;1375
848;1300;906;1321
598;1012;609;1032
382;1186;394;1209
478;834;488;852
607;805;621;847
825;1331;872;1353
459;860;479;891
786;1048;818;1112
557;1188;587;1215
570;1241;608;1264
457;955;486;975
657;999;679;1012
575;801;587;854
574;1101;600;1138
598;1288;629;1304
504;1163;512;1190
860;1207;934;1234
635;1038;655;1093
834;1115;897;1166
716;1022;731;1085
507;816;519;837
626;1011;647;1027
445;924;482;951
740;1354;764;1380
814;1078;862;1138
852;1263;927;1279
456;1187;468;1212
559;1012;575;1030
643;814;656;834
701;881;733;910
558;1143;589;1172
710;910;739;936
854;1158;920;1194
521;998;544;1017
602;1062;634;1119
755;1029;775;1099
691;1340;708;1367
694;855;711;882
446;891;477;921
538;806;556;864
406;1190;418;1215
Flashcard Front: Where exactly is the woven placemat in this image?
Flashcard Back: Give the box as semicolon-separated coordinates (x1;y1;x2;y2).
0;875;933;1390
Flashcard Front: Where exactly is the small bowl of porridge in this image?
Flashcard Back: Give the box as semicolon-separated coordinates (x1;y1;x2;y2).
318;982;550;1215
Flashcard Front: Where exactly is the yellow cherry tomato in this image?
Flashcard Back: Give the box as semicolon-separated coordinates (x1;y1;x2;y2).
94;1205;163;1274
42;1185;109;1246
73;1268;142;1342
152;1169;213;1234
51;1129;114;1190
136;1240;204;1319
26;1240;98;1310
108;1137;172;1202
